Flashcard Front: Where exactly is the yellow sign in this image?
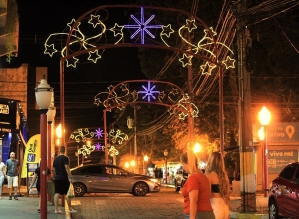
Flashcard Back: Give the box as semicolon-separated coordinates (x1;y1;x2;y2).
21;134;41;178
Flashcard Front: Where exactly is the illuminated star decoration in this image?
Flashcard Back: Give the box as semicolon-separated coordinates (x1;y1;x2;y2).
185;19;197;32
88;50;101;63
138;81;160;102
123;7;162;44
88;14;101;28
222;56;235;69
44;44;57;57
179;53;193;67
66;57;79;68
200;62;216;75
94;128;104;139
160;24;174;47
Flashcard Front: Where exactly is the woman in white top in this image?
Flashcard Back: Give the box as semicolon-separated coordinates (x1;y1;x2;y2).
205;152;230;219
0;154;7;199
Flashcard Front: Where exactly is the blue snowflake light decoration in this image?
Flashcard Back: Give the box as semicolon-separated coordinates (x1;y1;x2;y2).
138;81;160;102
95;142;103;151
124;7;162;44
94;128;104;139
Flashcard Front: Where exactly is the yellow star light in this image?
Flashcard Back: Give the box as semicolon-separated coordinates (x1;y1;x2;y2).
44;44;57;57
110;23;124;37
66;57;79;68
200;62;216;75
185;19;197;32
161;24;174;38
88;50;101;63
67;18;81;31
222;56;235;69
88;14;101;28
179;53;193;67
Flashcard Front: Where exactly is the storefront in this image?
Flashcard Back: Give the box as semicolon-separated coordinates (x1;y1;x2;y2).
0;98;27;164
253;122;299;191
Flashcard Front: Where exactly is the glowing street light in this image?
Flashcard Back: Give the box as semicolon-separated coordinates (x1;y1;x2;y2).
164;149;169;184
258;106;271;197
56;123;62;147
143;155;148;175
193;142;201;153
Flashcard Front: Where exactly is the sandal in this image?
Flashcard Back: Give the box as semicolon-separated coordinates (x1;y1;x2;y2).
55;210;62;214
14;195;18;200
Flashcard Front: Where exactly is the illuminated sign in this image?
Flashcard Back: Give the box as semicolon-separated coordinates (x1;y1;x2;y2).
0;104;9;114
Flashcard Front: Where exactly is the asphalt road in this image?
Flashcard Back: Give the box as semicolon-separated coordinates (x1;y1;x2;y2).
71;186;185;219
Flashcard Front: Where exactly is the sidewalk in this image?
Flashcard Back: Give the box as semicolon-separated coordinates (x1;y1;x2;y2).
165;183;269;219
230;193;268;219
0;185;269;219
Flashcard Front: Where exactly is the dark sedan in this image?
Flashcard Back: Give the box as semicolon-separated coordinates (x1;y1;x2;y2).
71;164;161;197
268;162;299;219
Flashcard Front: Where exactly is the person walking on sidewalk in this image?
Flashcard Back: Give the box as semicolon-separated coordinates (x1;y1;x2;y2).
0;154;7;199
52;146;77;214
180;151;215;219
5;152;20;200
205;152;230;219
29;160;51;213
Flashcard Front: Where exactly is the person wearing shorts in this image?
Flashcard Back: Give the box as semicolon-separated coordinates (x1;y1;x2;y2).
52;146;77;214
5;152;20;200
0;154;6;199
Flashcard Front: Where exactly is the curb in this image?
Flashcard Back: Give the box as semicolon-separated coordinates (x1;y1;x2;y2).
230;212;268;219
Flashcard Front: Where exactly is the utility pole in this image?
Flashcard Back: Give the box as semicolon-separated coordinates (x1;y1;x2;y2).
134;104;137;173
236;0;256;212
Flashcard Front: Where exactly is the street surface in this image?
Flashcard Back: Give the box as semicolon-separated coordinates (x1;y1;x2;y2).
71;186;185;219
0;186;268;219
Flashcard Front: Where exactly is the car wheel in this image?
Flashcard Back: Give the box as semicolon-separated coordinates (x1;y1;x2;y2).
175;181;180;192
73;182;86;197
132;182;148;196
269;200;280;219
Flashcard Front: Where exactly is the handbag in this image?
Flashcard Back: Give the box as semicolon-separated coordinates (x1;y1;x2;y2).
67;183;75;198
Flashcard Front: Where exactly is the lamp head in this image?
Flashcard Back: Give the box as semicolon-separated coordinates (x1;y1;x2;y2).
164;149;168;157
259;106;271;126
35;78;53;110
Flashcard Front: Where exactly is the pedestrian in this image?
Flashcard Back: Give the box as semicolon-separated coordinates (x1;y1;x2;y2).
205;152;230;219
180;151;215;219
226;164;235;185
0;154;7;199
5;152;20;200
52;146;77;214
28;160;51;213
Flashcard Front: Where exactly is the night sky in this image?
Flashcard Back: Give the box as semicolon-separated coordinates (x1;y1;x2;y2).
9;0;145;137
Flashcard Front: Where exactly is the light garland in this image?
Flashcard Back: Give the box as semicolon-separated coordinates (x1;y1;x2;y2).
95;80;199;120
109;129;128;144
44;6;234;72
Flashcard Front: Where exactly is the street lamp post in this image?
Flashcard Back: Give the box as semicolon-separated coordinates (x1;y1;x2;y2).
35;78;53;219
258;106;271;197
127;106;138;173
46;103;55;203
164;149;169;184
143;155;148;175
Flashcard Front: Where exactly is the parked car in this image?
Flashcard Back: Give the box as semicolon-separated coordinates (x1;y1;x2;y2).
71;164;161;197
268;162;299;219
174;168;188;192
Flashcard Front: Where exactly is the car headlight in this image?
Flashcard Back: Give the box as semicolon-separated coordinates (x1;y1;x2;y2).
150;178;160;184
